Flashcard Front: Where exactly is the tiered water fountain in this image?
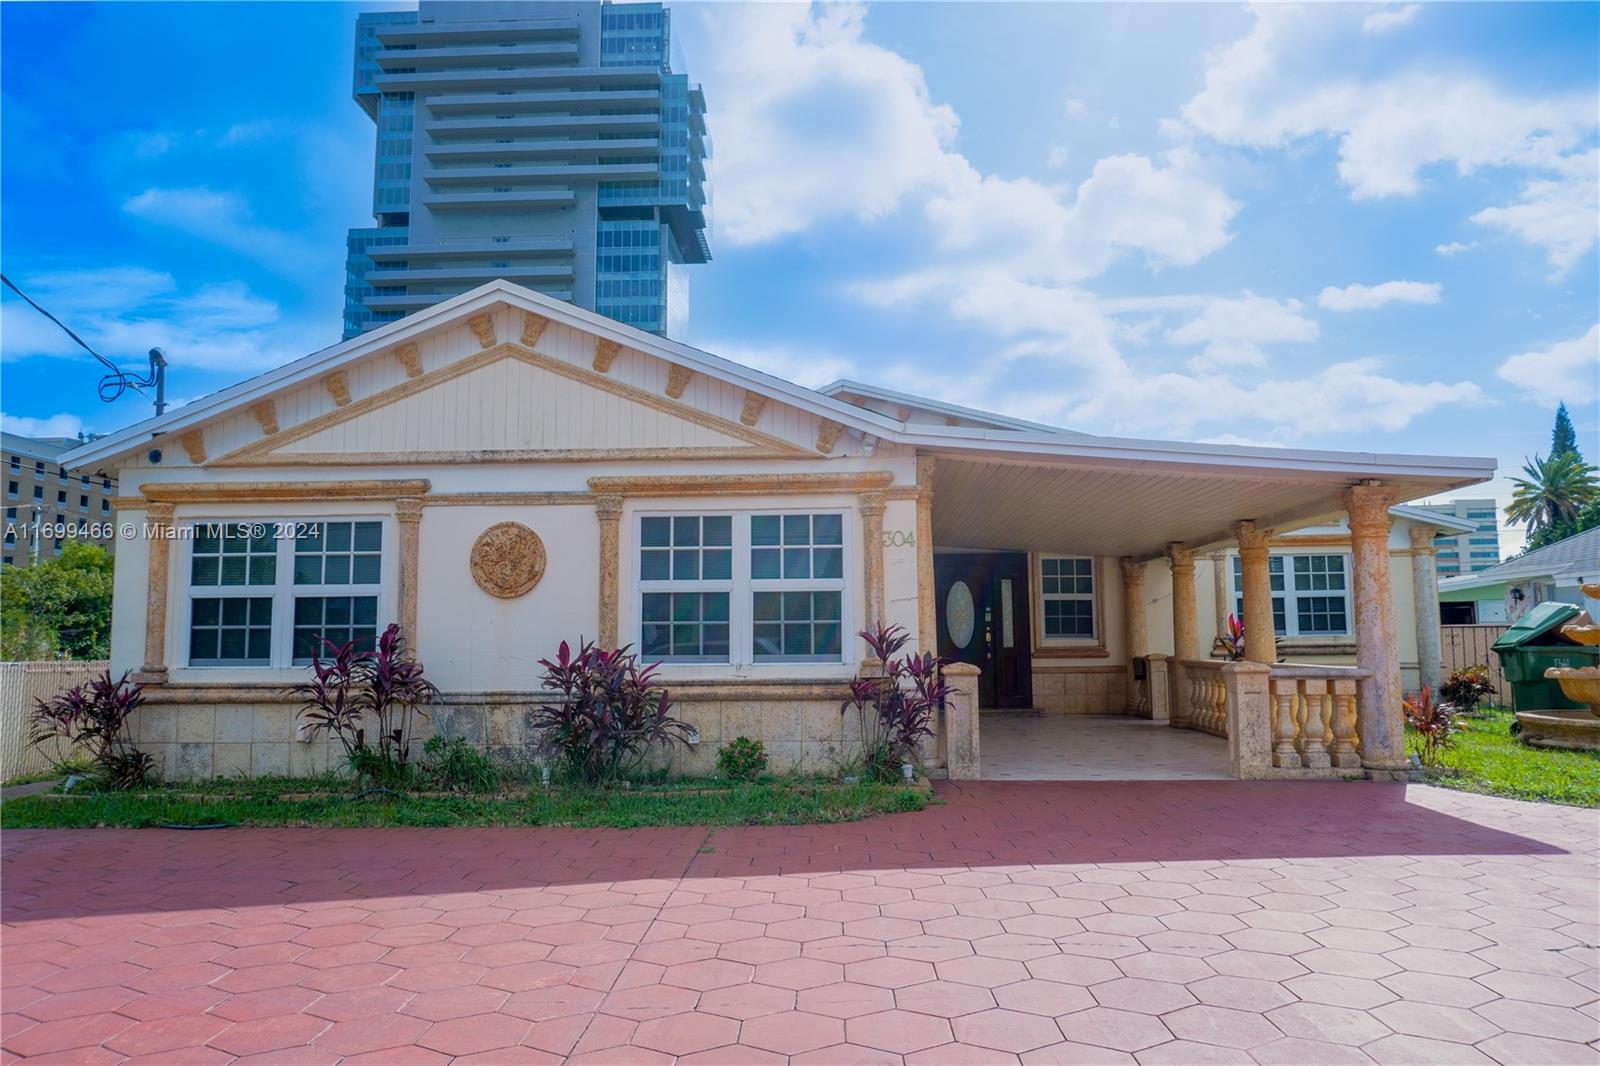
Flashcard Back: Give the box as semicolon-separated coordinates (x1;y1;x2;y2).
1520;583;1600;750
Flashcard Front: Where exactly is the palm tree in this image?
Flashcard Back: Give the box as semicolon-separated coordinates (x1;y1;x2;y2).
1506;452;1600;534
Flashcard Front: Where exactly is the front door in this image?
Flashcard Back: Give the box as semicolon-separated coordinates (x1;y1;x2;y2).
935;552;1033;708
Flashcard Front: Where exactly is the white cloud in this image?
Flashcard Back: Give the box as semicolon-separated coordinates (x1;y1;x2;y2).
1;267;332;374
122;186;318;274
1496;324;1600;407
2;411;91;439
1472;150;1600;276
1435;240;1476;257
692;3;964;244
1317;280;1443;311
1174;5;1596;272
1362;4;1420;35
1098;293;1319;369
1064;97;1088;117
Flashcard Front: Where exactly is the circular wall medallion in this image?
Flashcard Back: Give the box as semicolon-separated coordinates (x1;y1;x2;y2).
470;522;546;599
946;580;976;649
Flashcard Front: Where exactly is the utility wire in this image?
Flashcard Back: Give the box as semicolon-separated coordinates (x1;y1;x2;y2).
1;273;165;404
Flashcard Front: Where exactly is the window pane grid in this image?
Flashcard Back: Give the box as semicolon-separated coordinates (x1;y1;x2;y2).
753;590;842;661
189;596;273;665
1233;553;1348;638
295;520;382;586
191;522;276;588
641;591;729;660
1041;556;1095;639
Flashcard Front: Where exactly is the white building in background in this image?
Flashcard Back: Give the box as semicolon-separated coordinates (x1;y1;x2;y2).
2;432;118;568
1414;497;1501;576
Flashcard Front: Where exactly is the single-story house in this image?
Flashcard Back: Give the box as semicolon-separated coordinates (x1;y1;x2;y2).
1440;527;1600;624
62;281;1495;781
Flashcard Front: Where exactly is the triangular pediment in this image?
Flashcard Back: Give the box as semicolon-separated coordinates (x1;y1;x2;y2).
214;338;809;466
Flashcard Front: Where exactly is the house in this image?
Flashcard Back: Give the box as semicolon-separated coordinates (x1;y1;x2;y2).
62;281;1495;782
1440;527;1600;624
3;431;119;567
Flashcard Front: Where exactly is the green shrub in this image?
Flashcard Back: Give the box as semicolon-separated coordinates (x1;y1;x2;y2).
421;735;499;793
717;736;769;781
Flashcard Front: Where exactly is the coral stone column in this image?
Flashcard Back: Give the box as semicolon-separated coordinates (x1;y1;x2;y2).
595;494;623;648
1409;524;1444;694
1231;521;1277;664
1167;544;1198;728
1209;551;1230;635
136;501;176;684
915;456;938;653
395;497;423;646
1343;483;1408;777
1121;557;1148;713
858;490;887;632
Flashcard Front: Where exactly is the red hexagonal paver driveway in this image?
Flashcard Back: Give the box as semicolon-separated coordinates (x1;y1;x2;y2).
4;780;1598;1063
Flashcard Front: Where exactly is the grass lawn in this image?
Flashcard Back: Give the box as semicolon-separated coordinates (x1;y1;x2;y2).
1418;707;1600;808
0;774;930;829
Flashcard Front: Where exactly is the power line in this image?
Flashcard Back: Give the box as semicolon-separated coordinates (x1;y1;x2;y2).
1;273;168;412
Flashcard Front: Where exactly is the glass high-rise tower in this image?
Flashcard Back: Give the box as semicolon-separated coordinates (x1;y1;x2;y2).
342;1;711;340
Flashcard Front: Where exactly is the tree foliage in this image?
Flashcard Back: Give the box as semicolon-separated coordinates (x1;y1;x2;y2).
1505;452;1599;538
1;543;115;660
1550;401;1581;463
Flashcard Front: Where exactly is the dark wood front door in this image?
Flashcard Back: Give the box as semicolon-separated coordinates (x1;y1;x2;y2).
935;552;1033;708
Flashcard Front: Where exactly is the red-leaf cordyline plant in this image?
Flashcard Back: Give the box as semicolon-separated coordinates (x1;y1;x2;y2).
1220;613;1246;661
292;623;438;783
28;670;154;789
1439;665;1495;714
531;639;691;785
841;622;950;782
1403;684;1457;768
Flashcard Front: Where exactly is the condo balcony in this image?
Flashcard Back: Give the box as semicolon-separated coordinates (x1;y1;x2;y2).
424;138;659;163
376;65;663;94
428;112;660;138
375;41;579;71
367;238;575;262
421;189;578;211
366;262;576;285
374;16;581;47
364;286;572;312
426;88;660;117
422;161;657;186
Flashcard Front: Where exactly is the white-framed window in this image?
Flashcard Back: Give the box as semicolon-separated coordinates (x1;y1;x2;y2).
182;518;389;668
636;509;848;666
1232;552;1350;638
1039;555;1096;640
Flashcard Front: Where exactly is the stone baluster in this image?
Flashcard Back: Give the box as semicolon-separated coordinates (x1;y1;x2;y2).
1271;678;1302;768
1328;679;1362;768
1298;680;1332;769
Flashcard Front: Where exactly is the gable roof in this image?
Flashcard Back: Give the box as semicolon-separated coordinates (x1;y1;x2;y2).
1439;527;1600;592
1389;504;1478;535
820;379;1089;436
61;280;1497;513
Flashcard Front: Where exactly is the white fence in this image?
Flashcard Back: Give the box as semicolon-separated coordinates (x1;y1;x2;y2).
1;661;107;780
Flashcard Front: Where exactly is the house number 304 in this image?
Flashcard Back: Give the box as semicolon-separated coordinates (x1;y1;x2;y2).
881;530;916;547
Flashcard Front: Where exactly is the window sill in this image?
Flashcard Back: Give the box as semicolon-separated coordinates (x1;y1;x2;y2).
1275;638;1357;656
1033;643;1109;659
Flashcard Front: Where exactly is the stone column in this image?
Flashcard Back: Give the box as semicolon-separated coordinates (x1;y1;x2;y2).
859;490;887;632
1209;551;1230;636
1166;544;1198;730
1223;660;1273;780
1409;525;1444;694
395;497;423;646
595;494;623;648
1343;484;1408;777
943;661;981;780
1120;558;1148;713
915;456;938;653
1231;521;1277;664
135;501;175;684
1145;653;1171;723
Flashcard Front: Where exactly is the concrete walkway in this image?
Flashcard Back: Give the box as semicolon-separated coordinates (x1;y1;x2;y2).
981;714;1232;780
3;781;1597;1064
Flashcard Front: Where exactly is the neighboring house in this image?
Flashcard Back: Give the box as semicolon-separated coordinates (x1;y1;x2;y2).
62;281;1494;782
343;0;711;340
1;432;118;567
1412;497;1502;576
1439;527;1600;624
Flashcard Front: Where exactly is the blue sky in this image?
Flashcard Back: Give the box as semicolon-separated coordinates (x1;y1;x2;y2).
3;2;1596;554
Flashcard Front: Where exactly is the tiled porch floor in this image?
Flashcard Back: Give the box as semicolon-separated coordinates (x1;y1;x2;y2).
981;712;1233;780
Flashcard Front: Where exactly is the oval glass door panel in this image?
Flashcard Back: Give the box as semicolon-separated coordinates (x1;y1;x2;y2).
946;581;976;649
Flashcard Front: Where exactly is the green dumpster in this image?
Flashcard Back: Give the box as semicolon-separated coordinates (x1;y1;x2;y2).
1490;602;1600;711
